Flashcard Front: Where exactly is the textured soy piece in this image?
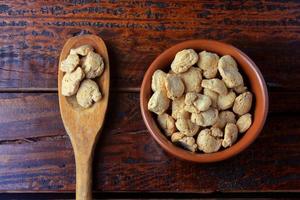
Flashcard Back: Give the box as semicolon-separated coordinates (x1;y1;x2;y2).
157;113;176;137
61;67;85;96
60;54;80;73
70;44;94;56
197;129;222;153
82;51;105;79
165;74;185;100
148;90;170;115
151;69;167;92
171;49;198;74
180;67;202;93
76;79;102;108
197;51;219;79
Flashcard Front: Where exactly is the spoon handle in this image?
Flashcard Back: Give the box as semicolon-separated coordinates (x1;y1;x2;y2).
74;148;93;200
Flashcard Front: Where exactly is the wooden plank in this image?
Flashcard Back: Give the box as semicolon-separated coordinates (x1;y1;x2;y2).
268;90;300;114
1;1;299;20
0;92;299;192
1;192;299;199
0;113;299;192
0;90;298;141
0;92;143;141
0;1;299;89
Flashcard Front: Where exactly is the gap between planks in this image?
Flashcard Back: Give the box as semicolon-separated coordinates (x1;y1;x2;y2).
0;87;140;93
0;129;149;145
0;134;68;145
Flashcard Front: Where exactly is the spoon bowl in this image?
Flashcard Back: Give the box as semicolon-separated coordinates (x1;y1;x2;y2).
58;35;110;200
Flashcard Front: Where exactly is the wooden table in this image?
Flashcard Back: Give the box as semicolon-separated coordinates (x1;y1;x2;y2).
0;1;299;199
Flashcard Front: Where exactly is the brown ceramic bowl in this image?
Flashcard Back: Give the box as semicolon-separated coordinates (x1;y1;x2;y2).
140;40;268;163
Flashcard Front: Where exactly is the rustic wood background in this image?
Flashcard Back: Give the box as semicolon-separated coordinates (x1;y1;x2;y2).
0;0;299;198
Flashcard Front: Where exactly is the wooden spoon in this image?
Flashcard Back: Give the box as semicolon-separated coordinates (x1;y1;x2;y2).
58;35;110;200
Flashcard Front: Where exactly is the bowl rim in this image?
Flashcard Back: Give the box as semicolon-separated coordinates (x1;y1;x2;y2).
140;39;269;163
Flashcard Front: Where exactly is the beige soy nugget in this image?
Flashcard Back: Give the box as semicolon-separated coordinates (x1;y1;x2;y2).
165;74;185;100
61;67;85;96
197;51;219;78
191;108;219;127
213;111;236;129
148;90;170;115
233;91;253;115
211;127;223;138
177;136;198;152
236;113;252;133
234;84;247;94
151;69;167;92
217;90;236;110
218;55;238;71
175;118;199;137
171;96;190;120
197;129;222;153
171;132;185;142
157;113;176;137
203;88;218;108
218;55;243;88
222;123;238;148
201;78;227;95
184;92;211;113
76;79;102;108
171;132;197;152
171;49;198;74
70;44;94;56
60;54;80;73
82;51;104;78
180;67;202;93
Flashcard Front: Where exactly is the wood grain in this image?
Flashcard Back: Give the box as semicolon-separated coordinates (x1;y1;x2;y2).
0;0;299;195
0;92;299;192
0;93;144;142
0;91;298;142
0;1;299;90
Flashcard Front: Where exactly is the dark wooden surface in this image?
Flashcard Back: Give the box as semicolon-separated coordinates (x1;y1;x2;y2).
0;0;299;198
